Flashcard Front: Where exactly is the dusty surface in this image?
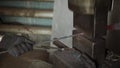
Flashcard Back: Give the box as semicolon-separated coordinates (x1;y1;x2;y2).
29;60;53;68
0;49;52;68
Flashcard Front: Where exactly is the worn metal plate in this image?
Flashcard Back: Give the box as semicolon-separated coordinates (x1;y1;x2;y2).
50;49;82;68
50;49;95;68
74;14;94;38
68;0;94;14
107;0;120;55
73;30;94;57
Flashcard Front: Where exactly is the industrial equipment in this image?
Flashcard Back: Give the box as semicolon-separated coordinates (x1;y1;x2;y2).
52;0;120;68
1;0;120;68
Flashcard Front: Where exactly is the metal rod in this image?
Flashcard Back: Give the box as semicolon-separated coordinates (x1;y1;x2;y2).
0;35;4;42
36;33;85;46
0;25;52;35
0;30;81;54
0;7;53;19
53;38;68;48
0;51;8;54
0;0;54;2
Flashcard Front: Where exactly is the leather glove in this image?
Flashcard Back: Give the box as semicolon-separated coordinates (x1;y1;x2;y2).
0;34;35;56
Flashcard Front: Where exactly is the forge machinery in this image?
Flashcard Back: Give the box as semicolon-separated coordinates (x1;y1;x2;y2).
52;0;120;68
0;0;120;68
69;0;120;68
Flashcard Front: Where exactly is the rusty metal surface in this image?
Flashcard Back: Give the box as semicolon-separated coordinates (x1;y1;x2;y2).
74;14;94;38
0;25;51;35
73;36;105;67
107;0;120;55
0;7;53;19
72;0;111;67
92;0;111;66
50;49;96;68
94;0;110;38
73;30;94;57
51;49;83;68
110;0;120;24
68;0;94;14
107;30;120;55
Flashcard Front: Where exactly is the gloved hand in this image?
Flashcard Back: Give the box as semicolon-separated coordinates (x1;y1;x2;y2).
0;34;35;56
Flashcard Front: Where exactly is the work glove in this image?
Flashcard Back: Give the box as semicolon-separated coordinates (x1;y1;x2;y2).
0;34;35;56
